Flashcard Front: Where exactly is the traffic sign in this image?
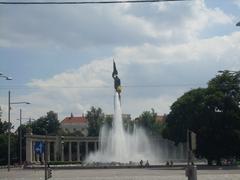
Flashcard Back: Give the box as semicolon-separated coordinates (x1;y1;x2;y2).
35;141;44;155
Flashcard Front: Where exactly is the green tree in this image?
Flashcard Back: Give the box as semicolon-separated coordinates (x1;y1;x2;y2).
0;106;2;121
0;134;18;165
86;106;104;136
163;71;240;164
0;106;10;134
31;111;60;135
162;88;206;144
0;121;10;134
104;115;113;129
123;115;133;133
0;106;18;165
135;109;162;135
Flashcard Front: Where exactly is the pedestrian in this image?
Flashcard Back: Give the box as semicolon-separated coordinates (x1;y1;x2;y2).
145;160;149;167
166;161;169;166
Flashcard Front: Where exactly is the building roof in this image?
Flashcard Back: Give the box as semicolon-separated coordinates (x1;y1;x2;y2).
61;116;87;124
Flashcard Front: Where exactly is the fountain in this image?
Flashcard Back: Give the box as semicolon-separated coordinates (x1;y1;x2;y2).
86;61;186;164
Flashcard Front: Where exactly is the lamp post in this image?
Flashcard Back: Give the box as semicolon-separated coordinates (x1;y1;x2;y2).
7;90;30;171
18;109;31;166
19;109;22;166
16;116;34;166
1;74;13;172
45;130;48;180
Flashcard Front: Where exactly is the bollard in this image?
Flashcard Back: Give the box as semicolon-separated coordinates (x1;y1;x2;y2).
185;165;197;180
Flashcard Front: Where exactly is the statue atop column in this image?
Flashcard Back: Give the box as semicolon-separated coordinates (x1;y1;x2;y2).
112;60;122;99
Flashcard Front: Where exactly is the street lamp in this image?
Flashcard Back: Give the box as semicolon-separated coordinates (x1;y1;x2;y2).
236;21;240;27
16;111;31;166
0;72;12;80
7;90;30;171
1;73;12;170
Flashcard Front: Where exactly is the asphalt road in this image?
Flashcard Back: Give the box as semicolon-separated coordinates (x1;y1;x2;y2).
1;168;240;180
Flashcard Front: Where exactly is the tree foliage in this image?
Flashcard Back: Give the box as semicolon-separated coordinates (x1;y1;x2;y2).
135;109;162;135
0;134;18;165
0;121;10;134
0;106;12;134
163;71;240;164
0;106;2;121
104;115;113;129
86;106;104;136
0;110;60;165
31;111;60;135
0;106;19;165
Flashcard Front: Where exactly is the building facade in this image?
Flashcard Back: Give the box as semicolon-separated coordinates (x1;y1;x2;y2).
26;133;98;163
61;114;88;136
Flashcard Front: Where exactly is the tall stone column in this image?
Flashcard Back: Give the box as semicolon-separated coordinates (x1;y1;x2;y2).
179;143;184;160
68;142;72;161
184;143;188;160
77;142;80;162
26;137;32;163
85;141;88;157
61;143;64;161
32;141;36;162
36;154;39;162
54;142;57;161
47;142;51;162
41;152;45;163
94;141;97;151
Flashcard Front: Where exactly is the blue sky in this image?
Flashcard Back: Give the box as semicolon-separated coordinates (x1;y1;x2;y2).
0;0;240;128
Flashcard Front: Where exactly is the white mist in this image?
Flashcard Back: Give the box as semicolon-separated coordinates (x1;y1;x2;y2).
87;93;186;164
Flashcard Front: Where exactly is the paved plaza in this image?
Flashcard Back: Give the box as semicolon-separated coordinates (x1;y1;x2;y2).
1;168;240;180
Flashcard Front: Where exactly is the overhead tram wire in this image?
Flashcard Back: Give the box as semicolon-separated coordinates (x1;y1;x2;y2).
3;80;240;90
0;0;189;5
0;83;207;90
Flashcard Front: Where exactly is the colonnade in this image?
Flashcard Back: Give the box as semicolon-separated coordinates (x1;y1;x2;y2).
26;133;99;163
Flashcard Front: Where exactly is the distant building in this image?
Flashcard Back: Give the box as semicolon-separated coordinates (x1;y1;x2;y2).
61;113;88;136
155;114;167;124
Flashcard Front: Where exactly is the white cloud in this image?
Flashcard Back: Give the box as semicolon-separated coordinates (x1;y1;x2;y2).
0;0;238;130
0;0;233;48
123;94;178;116
6;31;236;124
234;0;240;8
1;31;240;130
123;0;234;42
115;31;240;66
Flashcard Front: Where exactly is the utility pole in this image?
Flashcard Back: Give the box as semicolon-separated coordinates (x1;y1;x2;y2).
45;131;48;180
19;109;22;165
0;76;12;171
8;90;11;172
187;129;190;165
185;129;197;180
44;130;52;179
7;89;29;171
